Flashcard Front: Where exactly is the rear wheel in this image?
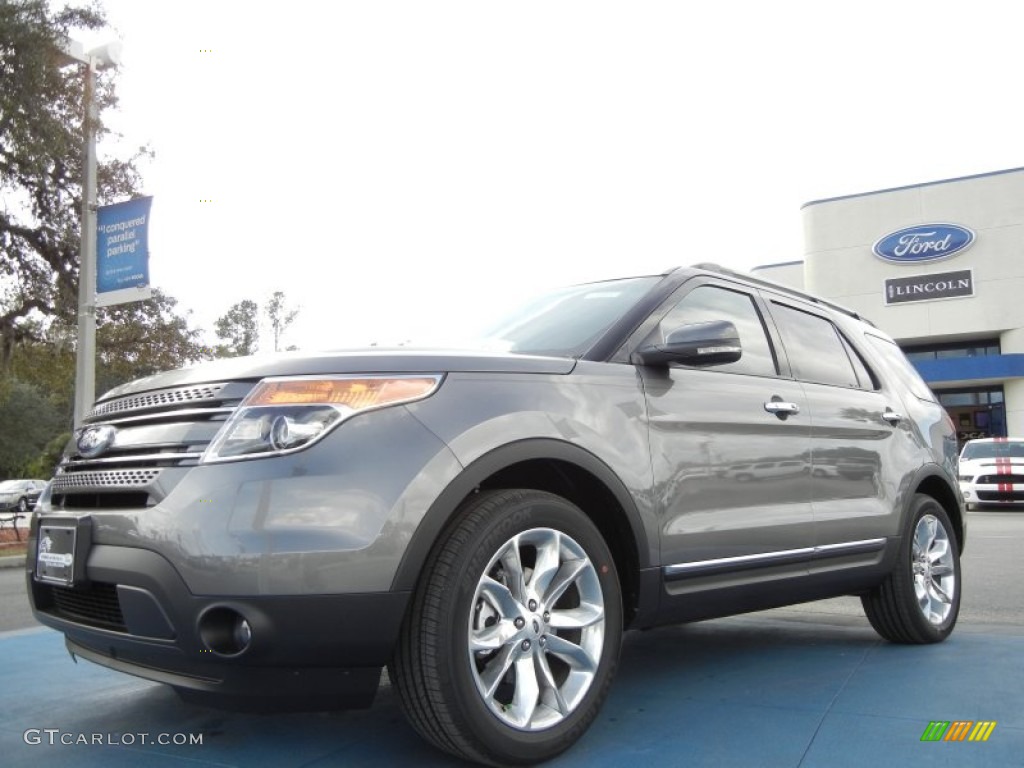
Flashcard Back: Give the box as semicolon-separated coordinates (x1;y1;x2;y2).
861;494;960;643
390;489;622;766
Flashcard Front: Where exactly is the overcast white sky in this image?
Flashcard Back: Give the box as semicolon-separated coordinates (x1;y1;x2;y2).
76;0;1023;352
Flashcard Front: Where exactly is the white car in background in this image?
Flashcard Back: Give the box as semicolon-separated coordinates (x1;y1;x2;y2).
959;438;1024;509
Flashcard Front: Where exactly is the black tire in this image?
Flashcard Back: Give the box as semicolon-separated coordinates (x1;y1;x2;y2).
18;497;28;514
390;489;623;766
861;494;961;644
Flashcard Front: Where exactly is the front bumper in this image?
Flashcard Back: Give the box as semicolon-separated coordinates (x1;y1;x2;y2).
960;482;1024;506
28;541;410;711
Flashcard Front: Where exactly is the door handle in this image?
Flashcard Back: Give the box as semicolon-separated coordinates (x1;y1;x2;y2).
882;409;904;425
764;398;800;418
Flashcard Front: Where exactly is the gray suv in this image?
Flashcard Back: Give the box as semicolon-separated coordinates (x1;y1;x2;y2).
28;264;964;766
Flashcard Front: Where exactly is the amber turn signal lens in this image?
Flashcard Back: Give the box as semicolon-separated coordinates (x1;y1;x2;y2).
245;377;441;409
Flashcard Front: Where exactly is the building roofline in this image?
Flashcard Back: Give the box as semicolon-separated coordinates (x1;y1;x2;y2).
751;260;804;271
801;166;1024;210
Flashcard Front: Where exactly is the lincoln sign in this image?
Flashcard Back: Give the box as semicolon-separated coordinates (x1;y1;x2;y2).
884;269;974;305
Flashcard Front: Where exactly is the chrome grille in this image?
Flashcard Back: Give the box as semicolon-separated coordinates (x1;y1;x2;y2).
87;383;227;420
52;469;162;491
52;380;254;509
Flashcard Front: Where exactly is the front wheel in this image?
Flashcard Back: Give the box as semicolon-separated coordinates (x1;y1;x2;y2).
390;489;623;766
18;497;28;514
861;494;961;643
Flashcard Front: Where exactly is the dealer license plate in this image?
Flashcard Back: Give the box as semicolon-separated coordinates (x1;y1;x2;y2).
35;522;77;586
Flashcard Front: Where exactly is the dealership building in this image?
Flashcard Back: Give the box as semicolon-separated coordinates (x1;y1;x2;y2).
754;167;1024;443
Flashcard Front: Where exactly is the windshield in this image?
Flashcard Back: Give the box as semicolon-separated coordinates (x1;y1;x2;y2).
468;276;661;357
960;441;1024;460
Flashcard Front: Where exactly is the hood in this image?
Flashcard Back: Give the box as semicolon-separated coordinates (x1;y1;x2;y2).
960;457;1024;470
97;348;577;401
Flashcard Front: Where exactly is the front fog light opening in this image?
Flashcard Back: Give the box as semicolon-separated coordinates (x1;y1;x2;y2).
198;607;253;657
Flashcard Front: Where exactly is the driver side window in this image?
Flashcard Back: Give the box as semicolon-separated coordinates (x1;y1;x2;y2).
653;285;778;376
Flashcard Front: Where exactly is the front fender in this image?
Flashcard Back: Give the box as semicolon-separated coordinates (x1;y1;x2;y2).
390;437;653;592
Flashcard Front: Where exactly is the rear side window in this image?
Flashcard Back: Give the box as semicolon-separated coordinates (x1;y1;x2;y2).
864;334;937;402
769;302;860;387
839;334;879;390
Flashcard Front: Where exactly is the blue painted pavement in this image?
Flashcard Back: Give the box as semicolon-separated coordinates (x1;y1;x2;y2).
1;613;1021;767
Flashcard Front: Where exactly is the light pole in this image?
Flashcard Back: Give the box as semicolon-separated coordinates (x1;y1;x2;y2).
57;38;122;427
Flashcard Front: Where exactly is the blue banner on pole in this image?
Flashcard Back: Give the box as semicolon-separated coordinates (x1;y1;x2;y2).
96;196;153;305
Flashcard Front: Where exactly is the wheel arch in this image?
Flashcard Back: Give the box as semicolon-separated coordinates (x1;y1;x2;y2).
391;438;652;628
912;468;966;553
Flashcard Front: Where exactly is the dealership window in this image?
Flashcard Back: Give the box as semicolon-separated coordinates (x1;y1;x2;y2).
938;389;1004;407
935;386;1006;443
903;339;1000;362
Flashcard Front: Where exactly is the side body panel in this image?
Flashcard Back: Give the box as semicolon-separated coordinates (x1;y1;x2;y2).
641;367;813;567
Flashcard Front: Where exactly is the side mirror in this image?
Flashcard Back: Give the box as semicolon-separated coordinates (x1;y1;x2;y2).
632;320;742;367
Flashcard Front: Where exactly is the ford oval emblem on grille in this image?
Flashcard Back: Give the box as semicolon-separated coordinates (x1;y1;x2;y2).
76;425;117;458
872;223;975;263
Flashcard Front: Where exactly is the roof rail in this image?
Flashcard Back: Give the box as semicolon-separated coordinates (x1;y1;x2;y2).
688;262;875;327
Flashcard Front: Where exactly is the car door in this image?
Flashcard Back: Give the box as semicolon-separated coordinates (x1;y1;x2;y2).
631;278;814;587
761;295;909;566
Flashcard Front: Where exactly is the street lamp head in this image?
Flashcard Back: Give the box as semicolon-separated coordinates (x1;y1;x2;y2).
56;37;122;70
88;41;122;70
56;37;87;67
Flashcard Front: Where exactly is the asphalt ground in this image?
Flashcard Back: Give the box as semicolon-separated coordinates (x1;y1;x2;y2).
1;510;1021;767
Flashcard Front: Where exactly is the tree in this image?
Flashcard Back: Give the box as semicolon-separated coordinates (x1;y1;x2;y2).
214;299;258;357
8;331;76;427
210;291;300;356
2;290;205;470
265;291;299;352
0;0;150;370
22;429;71;480
95;290;209;394
0;378;63;478
9;289;208;418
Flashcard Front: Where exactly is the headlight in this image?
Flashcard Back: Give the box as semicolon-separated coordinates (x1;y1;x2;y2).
201;374;443;463
958;475;974;482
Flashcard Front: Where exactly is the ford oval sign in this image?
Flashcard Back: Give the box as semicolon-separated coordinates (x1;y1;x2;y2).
872;223;975;264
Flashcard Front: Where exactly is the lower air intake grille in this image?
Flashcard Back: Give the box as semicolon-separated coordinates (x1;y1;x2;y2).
47;582;126;632
977;490;1024;502
977;474;1024;485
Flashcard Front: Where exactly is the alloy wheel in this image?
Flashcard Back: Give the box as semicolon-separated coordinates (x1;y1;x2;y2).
911;513;956;625
467;527;605;731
